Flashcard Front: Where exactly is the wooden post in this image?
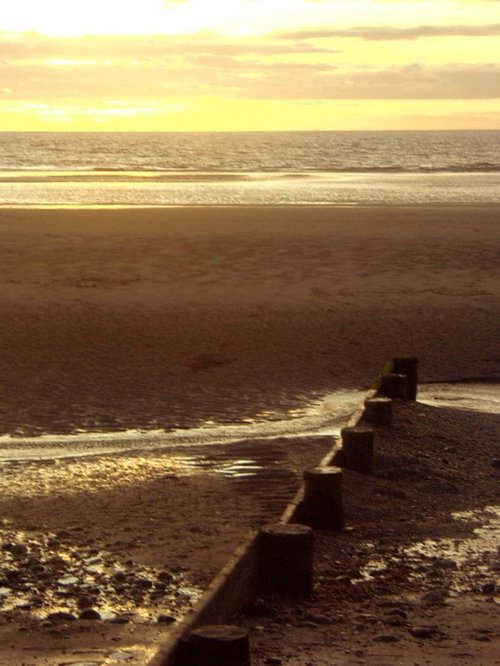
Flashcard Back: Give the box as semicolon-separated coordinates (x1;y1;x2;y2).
303;466;343;530
181;625;251;666
259;523;313;596
380;373;408;400
392;356;418;400
363;397;393;427
340;426;374;473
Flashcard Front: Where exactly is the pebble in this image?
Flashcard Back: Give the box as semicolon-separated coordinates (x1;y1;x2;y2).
481;582;496;595
136;577;153;589
421;590;447;605
158;570;175;583
157;614;176;624
47;611;77;622
432;558;457;570
77;594;95;609
11;543;28;558
304;613;332;625
374;634;400;643
79;608;101;620
112;571;127;582
409;626;436;639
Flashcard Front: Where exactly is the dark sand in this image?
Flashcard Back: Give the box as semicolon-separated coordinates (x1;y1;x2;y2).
242;399;500;665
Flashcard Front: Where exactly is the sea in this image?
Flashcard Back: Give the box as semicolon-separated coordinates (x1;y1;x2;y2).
0;130;499;206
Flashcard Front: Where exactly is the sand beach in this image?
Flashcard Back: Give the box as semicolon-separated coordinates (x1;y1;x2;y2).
0;204;498;664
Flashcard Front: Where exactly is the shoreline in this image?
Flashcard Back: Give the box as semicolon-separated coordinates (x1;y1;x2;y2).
2;200;500;210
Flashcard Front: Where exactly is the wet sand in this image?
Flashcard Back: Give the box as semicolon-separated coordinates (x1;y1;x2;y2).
0;204;499;663
0;204;498;436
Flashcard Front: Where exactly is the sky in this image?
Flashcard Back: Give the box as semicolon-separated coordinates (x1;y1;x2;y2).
0;0;499;131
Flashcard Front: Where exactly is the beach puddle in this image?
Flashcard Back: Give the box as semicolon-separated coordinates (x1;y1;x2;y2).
0;388;363;464
418;382;500;415
1;383;496;466
352;505;499;597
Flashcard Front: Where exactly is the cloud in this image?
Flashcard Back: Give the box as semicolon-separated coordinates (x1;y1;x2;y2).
0;32;336;58
1;27;498;106
231;63;500;99
277;23;500;41
1;50;498;102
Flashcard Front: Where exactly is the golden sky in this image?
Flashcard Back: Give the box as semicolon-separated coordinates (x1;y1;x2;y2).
1;0;499;130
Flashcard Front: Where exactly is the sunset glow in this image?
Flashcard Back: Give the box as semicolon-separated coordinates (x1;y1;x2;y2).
1;0;499;130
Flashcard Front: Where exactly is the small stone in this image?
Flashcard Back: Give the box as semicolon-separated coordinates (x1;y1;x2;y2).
374;634;400;643
386;617;405;627
136;577;153;589
158;570;175;583
112;571;127;582
109;616;130;624
79;608;101;620
157;614;176;624
305;613;332;625
56;530;72;539
47;611;77;622
432;558;457;570
481;582;496;595
265;658;283;665
357;613;378;624
11;544;28;558
5;570;20;583
422;590;447;605
409;626;436;639
77;595;95;609
388;609;408;619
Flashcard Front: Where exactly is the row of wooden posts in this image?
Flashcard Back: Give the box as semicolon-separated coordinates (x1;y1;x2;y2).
175;357;418;666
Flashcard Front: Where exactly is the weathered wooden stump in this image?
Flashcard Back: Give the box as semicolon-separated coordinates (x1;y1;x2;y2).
363;397;393;427
340;426;375;473
259;523;313;596
181;624;251;666
302;466;343;530
392;356;418;400
380;372;408;400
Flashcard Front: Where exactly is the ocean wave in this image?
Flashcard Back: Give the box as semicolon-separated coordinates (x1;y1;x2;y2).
1;163;499;184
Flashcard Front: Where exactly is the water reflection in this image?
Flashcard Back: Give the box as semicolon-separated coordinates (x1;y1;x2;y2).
353;505;499;596
0;389;363;463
